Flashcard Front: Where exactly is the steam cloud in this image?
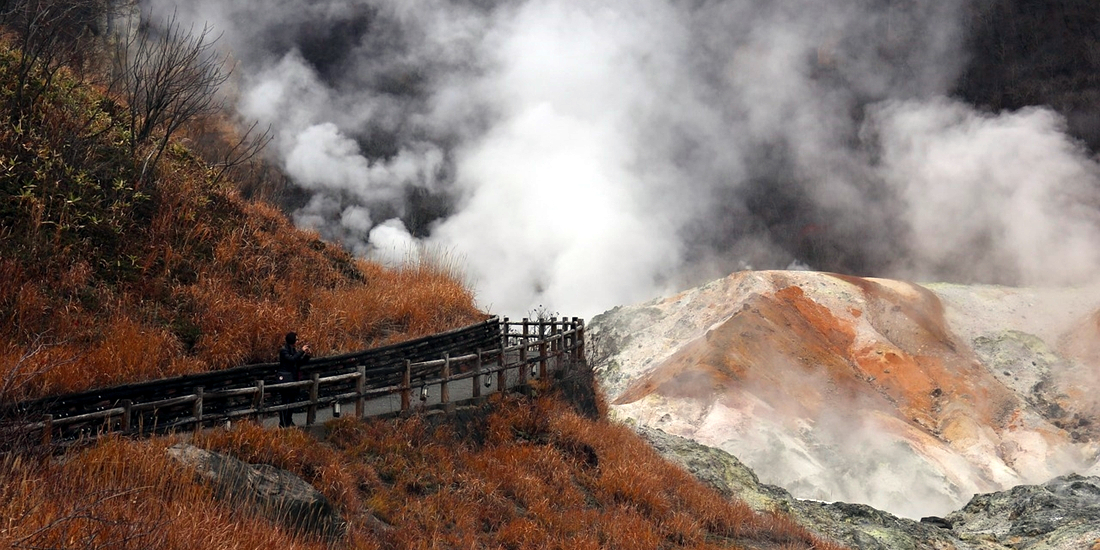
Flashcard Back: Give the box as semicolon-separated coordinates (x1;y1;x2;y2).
144;0;1100;318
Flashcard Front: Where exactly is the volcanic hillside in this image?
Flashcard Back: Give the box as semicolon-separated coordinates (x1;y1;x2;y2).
590;270;1100;519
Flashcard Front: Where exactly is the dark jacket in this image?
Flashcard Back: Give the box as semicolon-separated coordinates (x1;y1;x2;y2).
278;344;310;381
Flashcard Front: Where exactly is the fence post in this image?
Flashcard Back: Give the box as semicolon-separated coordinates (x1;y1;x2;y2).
519;319;529;385
496;336;506;393
500;318;509;392
577;318;585;362
442;353;452;412
473;348;482;399
569;317;578;362
402;360;411;412
121;400;132;433
551;318;560;372
193;387;204;430
307;373;319;426
41;414;53;446
559;320;566;370
564;318;573;362
356;365;366;418
539;321;548;380
254;379;265;421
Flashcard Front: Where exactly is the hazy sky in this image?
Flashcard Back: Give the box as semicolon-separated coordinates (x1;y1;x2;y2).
146;0;1100;318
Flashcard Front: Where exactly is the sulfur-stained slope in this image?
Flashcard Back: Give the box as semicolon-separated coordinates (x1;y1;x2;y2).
591;270;1100;519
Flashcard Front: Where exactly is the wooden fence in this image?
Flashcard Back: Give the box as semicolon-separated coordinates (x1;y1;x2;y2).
3;317;585;446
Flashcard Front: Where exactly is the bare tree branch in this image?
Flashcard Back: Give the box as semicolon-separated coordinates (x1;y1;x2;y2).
11;487;163;550
208;120;273;186
0;0;112;120
110;9;232;183
0;331;81;407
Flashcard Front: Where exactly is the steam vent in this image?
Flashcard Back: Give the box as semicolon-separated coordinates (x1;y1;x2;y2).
590;270;1100;519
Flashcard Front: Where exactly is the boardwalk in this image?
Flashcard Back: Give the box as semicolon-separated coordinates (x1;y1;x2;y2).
3;317;586;445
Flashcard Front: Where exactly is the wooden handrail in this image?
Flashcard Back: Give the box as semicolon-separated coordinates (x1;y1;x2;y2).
8;316;587;444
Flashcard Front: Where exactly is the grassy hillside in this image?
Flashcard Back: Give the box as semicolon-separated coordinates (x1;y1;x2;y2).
0;388;845;550
0;38;483;402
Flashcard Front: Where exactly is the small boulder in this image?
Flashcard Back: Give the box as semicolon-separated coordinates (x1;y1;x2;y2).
167;443;346;540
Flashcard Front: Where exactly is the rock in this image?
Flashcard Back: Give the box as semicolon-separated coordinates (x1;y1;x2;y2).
634;424;795;514
919;516;953;529
594;270;1100;548
592;271;1100;518
946;474;1100;549
167;443;346;540
638;424;1100;549
971;330;1081;430
792;500;978;550
635;425;982;549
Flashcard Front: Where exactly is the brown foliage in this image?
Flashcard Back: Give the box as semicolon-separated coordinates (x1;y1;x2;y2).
0;41;482;402
0;435;331;550
0;393;846;549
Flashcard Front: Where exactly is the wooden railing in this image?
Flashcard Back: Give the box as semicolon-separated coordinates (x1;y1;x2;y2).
3;317;585;445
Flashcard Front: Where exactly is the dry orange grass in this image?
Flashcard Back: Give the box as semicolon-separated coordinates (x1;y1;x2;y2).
0;35;483;403
0;391;847;550
309;259;483;352
0;436;330;550
0;149;482;402
314;393;847;549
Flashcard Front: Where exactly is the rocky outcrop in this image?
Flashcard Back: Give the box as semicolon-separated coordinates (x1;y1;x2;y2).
946;474;1100;549
167;443;346;540
640;425;1100;550
591;270;1100;518
634;424;794;513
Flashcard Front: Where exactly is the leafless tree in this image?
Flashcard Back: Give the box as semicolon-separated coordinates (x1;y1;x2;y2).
0;0;111;120
110;10;232;183
206;119;274;187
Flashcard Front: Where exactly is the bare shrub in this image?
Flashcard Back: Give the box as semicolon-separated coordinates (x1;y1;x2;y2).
183;114;273;187
0;332;79;407
0;0;110;119
110;9;231;183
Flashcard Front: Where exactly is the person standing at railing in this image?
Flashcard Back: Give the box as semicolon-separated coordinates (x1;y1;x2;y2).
277;331;311;428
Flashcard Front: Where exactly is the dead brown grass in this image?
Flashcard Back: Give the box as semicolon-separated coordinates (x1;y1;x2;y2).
0;435;331;550
0;35;483;403
0;118;482;403
0;391;846;550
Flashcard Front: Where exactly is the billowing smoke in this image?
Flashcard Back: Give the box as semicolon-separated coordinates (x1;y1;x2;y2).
144;0;1100;318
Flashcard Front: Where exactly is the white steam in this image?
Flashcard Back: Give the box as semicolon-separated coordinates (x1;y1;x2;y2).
144;0;1100;320
368;219;419;265
870;100;1100;284
135;0;1100;520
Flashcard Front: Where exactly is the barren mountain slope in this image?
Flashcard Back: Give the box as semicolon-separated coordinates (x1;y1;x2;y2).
590;270;1100;519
